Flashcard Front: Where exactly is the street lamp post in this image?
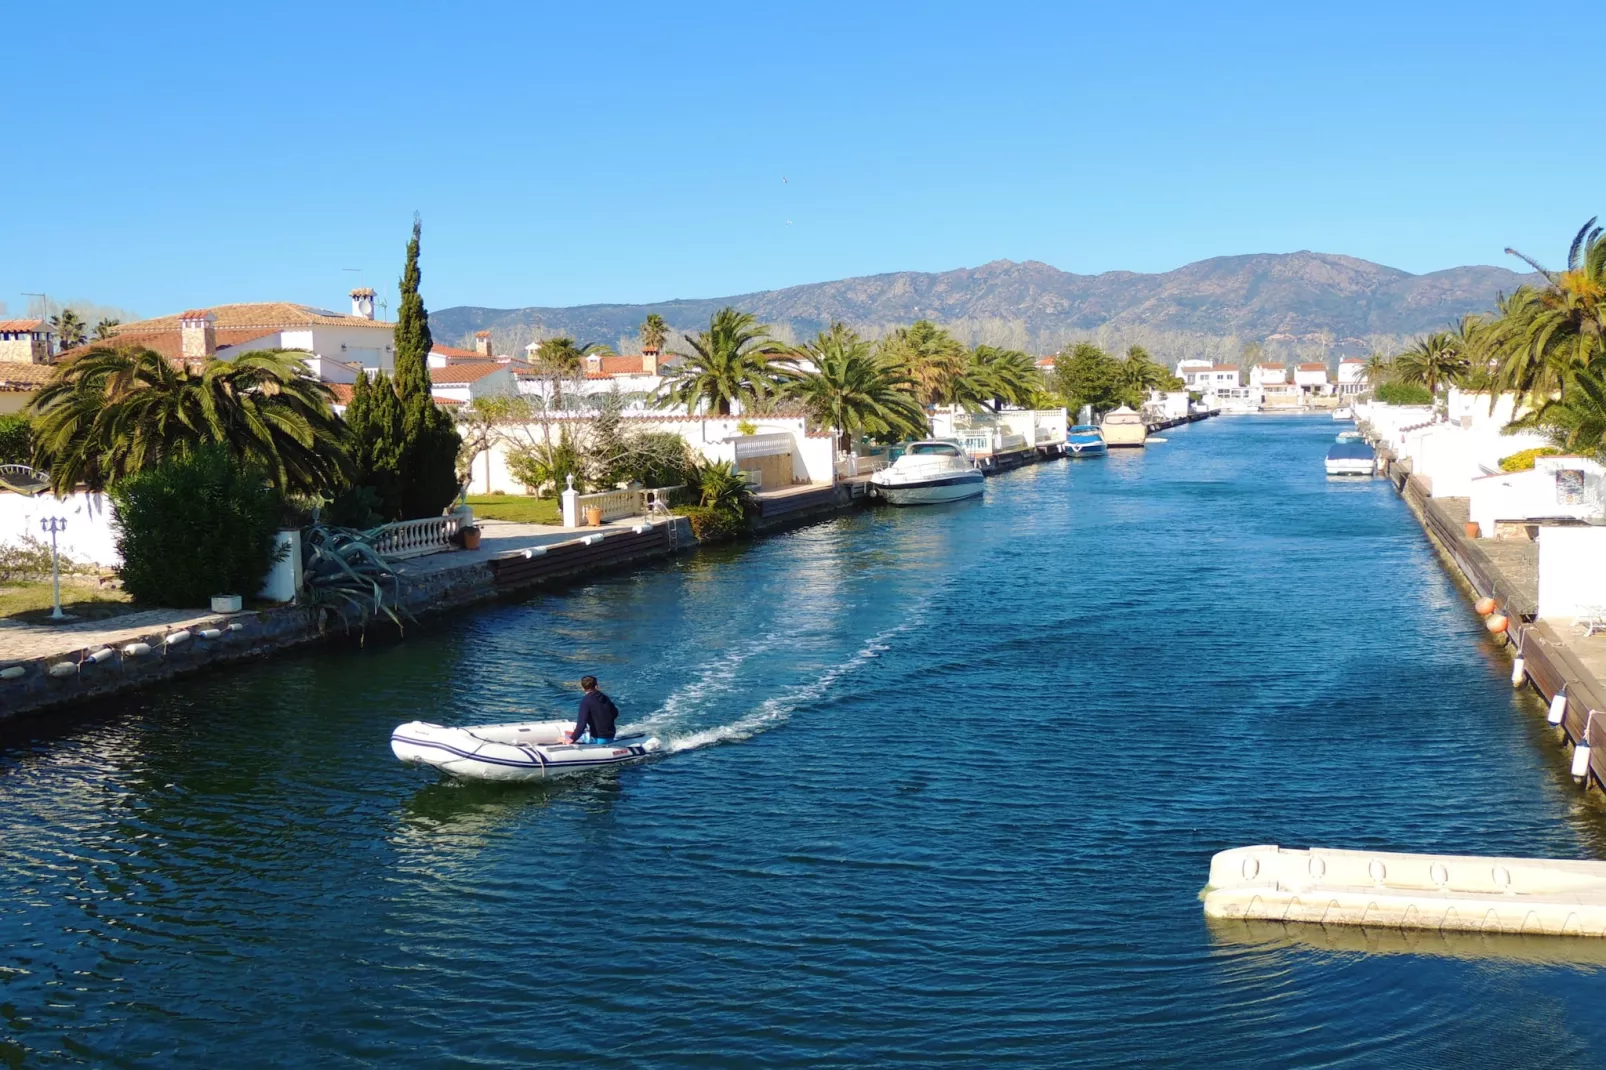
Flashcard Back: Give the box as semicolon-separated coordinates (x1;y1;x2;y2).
40;516;68;621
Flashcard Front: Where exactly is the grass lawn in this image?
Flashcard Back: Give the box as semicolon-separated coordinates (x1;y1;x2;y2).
0;579;135;623
465;494;561;525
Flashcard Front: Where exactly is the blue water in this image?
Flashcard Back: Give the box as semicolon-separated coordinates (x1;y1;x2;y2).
4;415;1606;1067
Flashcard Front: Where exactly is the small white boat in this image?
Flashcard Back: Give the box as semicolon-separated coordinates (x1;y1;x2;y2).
391;719;662;782
871;440;985;505
1325;441;1376;476
1332;406;1353;421
1100;406;1148;448
1335;429;1364;443
1067;425;1107;457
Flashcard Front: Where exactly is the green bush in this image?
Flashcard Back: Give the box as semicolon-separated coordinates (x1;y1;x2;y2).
0;534;61;583
0;414;32;466
110;446;286;607
676;505;746;543
1375;382;1433;405
1499;447;1563;472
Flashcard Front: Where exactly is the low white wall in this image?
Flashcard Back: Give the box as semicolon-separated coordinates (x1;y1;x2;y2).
0;491;121;567
1538;526;1606;620
257;530;303;602
1471;458;1606;537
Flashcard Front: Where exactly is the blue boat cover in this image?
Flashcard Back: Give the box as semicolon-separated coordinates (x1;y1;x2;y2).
1327;442;1375;460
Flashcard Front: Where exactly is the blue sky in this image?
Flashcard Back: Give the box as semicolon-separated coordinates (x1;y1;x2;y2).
1;0;1600;319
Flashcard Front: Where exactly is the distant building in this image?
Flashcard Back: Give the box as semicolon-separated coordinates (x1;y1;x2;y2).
58;291;398;375
1249;363;1288;387
1294;362;1331;395
518;345;674;411
0;319;56;414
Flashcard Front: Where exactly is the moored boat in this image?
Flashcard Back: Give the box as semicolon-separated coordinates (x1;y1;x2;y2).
391;719;661;782
1325;440;1376;476
870;440;986;505
1066;425;1107;457
1332;405;1354;420
1100;406;1148;448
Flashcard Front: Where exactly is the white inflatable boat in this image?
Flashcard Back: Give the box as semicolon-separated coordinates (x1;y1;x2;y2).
391;719;662;782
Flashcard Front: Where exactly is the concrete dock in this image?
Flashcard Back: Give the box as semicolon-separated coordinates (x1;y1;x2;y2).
1204;845;1606;938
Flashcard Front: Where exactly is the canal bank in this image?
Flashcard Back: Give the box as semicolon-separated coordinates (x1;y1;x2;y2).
1381;452;1606;791
5;415;1602;1067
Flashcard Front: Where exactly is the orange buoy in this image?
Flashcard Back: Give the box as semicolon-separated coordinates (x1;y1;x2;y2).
1486;614;1510;634
1475;597;1497;615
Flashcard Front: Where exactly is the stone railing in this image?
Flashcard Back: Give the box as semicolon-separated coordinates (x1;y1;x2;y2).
369;514;463;560
575;488;640;524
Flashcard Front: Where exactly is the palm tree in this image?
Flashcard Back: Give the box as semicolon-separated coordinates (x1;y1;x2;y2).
1505;367;1606;459
640;313;668;352
780;323;929;451
28;346;351;496
878;320;967;407
1361;351;1392;386
1392;332;1470;396
92;317;120;341
532;336;610;410
657;307;787;416
49;309;86;351
1489;219;1606;406
953;345;1040;411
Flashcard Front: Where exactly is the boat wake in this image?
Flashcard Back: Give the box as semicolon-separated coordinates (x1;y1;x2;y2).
631;620;915;756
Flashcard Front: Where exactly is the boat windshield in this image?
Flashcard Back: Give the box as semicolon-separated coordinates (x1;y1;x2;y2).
907;443;960;456
1070;425;1100;434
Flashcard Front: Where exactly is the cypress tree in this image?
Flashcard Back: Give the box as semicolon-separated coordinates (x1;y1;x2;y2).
344;370;406;520
392;216;462;518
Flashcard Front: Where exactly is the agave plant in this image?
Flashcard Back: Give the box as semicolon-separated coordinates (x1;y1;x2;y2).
691;459;754;515
300;523;410;637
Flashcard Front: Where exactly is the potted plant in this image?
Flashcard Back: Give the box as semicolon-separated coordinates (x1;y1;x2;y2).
585;504;604;527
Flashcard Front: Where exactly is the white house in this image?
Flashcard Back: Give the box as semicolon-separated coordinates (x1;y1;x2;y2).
1293;363;1330;395
1470;456;1606;539
61;290;399;376
1337;358;1367;395
1249;363;1288;387
1175;359;1213;390
429;362;519;405
517;347;673;411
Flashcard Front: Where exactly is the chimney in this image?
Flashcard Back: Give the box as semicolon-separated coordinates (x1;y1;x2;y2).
474;330;493;357
349;287;376;320
179;310;217;360
641;346;659;374
585;353;602;374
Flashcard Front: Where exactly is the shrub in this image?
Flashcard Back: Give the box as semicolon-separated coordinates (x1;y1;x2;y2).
676;505;746;543
0;534;61;583
1500;447;1563;472
1375;382;1433;405
110;446;286;607
690;459;755;514
0;414;32;466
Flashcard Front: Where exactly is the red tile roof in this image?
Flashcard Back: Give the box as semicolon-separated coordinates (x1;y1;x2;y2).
179;309;213;320
1209;365;1239;372
0;361;54;390
1255;363;1286;370
431;344;483;360
1296;363;1328;372
109;302;394;333
328;380;462;406
473;330;491;338
0;319;46;332
429;362;507;384
55;328;283;365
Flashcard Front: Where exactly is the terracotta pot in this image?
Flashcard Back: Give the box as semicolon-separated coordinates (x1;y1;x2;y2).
1464;521;1481;539
461;527;481;550
586;506;604;527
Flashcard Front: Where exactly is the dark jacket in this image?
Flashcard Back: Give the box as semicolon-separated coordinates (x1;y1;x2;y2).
573;690;619;742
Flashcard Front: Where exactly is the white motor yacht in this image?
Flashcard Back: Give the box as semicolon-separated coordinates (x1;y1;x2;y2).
1100;406;1148;448
871;441;986;505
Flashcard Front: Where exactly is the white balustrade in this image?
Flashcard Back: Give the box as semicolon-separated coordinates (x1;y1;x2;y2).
575;488;641;523
369;514;463;560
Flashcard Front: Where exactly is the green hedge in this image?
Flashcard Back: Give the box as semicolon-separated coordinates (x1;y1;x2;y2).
676;505;747;543
0;415;32;466
1376;382;1433;405
110;447;285;607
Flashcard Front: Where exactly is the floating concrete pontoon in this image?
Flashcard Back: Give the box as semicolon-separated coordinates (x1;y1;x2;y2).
1203;845;1606;937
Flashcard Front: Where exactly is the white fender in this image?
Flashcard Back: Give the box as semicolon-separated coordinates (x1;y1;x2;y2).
48;661;78;678
1573;742;1593;779
198;628;222;640
122;642;151;657
87;647;115;664
1550;692;1568;726
164;630;192;646
1511;657;1526;686
0;665;24;680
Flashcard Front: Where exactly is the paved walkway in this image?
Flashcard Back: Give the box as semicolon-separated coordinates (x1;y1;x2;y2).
1;516;668;665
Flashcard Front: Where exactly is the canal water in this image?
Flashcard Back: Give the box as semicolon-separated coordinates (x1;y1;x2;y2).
5;415;1606;1067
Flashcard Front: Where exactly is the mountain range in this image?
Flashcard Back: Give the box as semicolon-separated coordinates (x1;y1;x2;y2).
429;253;1538;363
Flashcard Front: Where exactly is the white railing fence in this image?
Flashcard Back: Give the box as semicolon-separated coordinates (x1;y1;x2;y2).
576;488;640;523
370;514;463;560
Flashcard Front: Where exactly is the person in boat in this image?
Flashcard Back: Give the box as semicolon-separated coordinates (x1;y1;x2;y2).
569;676;619;745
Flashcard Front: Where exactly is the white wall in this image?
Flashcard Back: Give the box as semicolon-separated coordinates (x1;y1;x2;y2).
1538;525;1606;619
1470;458;1606;536
0;491;121;566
